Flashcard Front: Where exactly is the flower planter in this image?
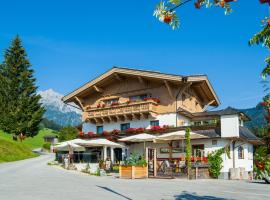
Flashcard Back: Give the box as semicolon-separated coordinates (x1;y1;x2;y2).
119;166;148;179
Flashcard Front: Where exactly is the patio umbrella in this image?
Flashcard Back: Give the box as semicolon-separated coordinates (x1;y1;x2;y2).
119;133;157;154
54;142;85;152
76;138;124;148
154;130;207;142
154;130;207;160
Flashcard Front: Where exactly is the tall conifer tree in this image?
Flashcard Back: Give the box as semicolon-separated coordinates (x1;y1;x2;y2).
0;36;44;137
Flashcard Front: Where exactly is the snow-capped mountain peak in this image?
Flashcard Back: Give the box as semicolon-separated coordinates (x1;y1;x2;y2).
38;89;82;126
38;89;81;114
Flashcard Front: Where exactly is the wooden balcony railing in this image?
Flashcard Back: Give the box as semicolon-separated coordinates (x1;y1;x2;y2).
86;100;158;121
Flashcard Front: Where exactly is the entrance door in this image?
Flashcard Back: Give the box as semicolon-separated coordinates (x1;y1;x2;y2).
114;148;122;163
146;148;157;177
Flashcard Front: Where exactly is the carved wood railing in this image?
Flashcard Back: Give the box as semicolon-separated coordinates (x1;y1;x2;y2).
87;101;158;119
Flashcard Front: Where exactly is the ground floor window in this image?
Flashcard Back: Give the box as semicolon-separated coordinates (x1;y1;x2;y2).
150;120;159;127
238;146;244;159
96;126;103;134
192;144;204;157
120;123;130;131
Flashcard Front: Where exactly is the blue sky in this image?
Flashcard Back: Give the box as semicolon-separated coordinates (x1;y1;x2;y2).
0;0;269;109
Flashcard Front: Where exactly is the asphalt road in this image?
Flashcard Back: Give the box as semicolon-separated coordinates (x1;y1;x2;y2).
0;154;269;200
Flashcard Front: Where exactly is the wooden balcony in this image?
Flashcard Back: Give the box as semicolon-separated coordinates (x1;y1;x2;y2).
85;100;158;124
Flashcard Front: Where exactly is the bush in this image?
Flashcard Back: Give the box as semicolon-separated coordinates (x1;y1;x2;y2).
59;126;78;142
207;148;225;178
43;142;51;150
254;146;270;179
123;154;147;167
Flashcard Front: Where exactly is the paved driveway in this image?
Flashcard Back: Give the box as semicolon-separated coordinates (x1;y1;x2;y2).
0;154;269;200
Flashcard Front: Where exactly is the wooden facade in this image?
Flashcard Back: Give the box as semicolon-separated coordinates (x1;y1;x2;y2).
63;67;220;125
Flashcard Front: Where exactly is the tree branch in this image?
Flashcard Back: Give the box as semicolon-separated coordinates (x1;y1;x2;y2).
169;0;193;12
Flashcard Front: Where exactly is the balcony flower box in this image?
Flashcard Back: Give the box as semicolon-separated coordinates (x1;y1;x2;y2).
102;131;110;136
111;102;119;107
143;97;160;103
124;127;145;134
119;165;148;179
111;129;120;135
87;132;94;136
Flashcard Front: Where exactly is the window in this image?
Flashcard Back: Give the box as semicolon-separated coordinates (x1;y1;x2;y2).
104;98;119;106
96;126;103;134
192;144;204;157
150;120;159;127
129;94;147;102
120;123;130;131
212;140;217;146
238;146;244;159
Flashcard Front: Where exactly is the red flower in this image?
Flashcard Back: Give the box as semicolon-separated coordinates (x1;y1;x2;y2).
264;115;270;121
111;102;119;107
97;104;101;108
88;132;94;136
125;128;137;134
136;127;145;133
102;104;106;108
79;132;84;136
111;129;120;134
144;97;160;103
150;125;165;132
102;131;110;136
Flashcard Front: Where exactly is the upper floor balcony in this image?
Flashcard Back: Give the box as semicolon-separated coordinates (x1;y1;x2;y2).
84;98;159;124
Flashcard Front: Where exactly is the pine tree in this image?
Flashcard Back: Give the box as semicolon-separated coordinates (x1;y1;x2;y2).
0;36;45;137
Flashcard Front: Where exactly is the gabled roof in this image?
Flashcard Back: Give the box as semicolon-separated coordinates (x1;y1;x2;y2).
178;107;250;121
62;66;220;106
239;126;260;142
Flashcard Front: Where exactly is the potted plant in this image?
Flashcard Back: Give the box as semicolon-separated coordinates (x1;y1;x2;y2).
119;154;148;179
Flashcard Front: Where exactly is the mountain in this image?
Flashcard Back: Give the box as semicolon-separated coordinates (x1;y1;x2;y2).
38;89;82;127
241;104;267;129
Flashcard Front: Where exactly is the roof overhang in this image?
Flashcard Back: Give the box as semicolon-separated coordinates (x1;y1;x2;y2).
62;67;220;106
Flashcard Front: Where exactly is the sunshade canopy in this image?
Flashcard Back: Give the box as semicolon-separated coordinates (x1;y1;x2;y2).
76;138;124;148
118;133;156;142
54;141;85;152
154;130;207;142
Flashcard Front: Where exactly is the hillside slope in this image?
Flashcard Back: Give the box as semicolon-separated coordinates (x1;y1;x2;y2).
0;129;58;150
241;104;266;129
0;133;38;163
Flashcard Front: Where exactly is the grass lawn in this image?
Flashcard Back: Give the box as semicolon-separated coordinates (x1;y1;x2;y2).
0;128;58;163
0;128;58;149
0;136;38;163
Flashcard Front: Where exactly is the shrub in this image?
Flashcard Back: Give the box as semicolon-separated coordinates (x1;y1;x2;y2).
43;142;51;150
123;154;147;167
254;146;270;179
207;148;226;178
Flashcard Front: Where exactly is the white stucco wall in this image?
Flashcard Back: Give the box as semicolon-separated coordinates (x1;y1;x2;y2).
82;113;190;133
221;115;239;138
128;138;253;173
